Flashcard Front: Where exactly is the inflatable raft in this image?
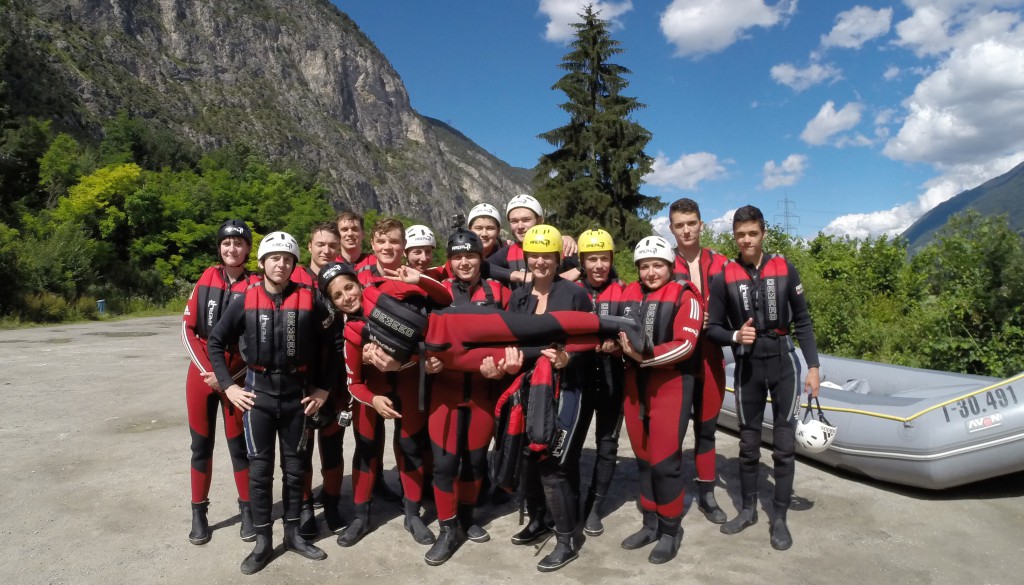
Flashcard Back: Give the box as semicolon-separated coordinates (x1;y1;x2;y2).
717;351;1024;489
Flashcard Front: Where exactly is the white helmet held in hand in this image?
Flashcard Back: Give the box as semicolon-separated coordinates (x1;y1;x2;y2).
796;397;837;453
506;194;543;219
633;236;675;265
405;224;436;249
468;203;502;227
257;231;300;262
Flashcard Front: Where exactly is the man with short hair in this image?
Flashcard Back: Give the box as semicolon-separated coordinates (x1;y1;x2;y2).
335;211;373;270
289;222;346;537
706;205;821;551
667;198;729;524
359;217;406;284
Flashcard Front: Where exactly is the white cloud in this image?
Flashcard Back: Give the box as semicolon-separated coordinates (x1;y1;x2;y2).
650;215;674;241
762;154;808;189
770;62;843;92
707;209;738;235
659;0;797;58
894;0;1024;57
538;0;634;42
824;153;1024;238
800;101;864;145
821;6;893;49
884;34;1024;166
883;65;901;80
646;152;729;190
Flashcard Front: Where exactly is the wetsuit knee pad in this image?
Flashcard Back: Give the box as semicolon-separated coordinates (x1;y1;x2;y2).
739;430;762;463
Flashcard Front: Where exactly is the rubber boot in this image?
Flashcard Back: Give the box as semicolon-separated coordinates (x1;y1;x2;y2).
322;495;344;534
696;481;727;524
188;501;210;545
298;499;318;539
424;517;467;566
511;514;553;545
459;503;489;543
403;498;436;545
336;502;370;547
599;315;650;354
284;520;327;560
537;529;584;572
620;510;659;550
770;502;793;551
239;525;273;575
238;499;256;542
648;516;683;564
582;493;605;537
721;494;759;535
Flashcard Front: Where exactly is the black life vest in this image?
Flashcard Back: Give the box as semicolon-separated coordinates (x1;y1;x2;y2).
621;280;695;349
240;282;318;372
722;255;793;335
446;277;505;309
192;266;256;340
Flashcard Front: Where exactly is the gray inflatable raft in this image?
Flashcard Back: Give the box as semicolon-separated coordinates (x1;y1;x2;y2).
718;351;1024;489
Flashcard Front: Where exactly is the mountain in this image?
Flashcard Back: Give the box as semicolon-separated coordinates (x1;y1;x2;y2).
2;0;533;228
901;160;1024;251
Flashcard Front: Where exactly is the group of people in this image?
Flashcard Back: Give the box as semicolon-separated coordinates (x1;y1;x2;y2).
181;194;821;575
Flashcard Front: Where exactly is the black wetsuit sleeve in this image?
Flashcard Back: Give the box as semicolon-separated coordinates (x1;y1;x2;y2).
312;304;341;391
487;246;510;268
705;274;735;347
787;262;820;368
208;297;246;389
482;261;515;285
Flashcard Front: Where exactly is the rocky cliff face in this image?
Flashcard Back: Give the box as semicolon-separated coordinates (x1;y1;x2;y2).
14;0;532;227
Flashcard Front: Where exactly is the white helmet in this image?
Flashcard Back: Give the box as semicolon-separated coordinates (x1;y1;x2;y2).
506;194;543;219
633;236;674;265
257;231;300;261
468;203;502;227
796;397;837;454
405;224;436;249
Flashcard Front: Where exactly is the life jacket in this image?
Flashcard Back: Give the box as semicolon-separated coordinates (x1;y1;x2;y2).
490;358;559;492
506;242;526;273
444;277;509;309
188;266;258;340
621;280;698;352
673;247;728;301
722;255;793;336
579;278;625;318
239;282;318;373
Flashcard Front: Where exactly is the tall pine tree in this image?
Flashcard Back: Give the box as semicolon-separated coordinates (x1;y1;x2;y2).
534;6;661;250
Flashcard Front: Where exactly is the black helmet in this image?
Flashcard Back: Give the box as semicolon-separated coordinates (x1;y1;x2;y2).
447;228;483;257
318;261;358;297
217;219;252;246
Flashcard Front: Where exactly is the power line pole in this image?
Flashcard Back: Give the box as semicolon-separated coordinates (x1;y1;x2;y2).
775;194;799;237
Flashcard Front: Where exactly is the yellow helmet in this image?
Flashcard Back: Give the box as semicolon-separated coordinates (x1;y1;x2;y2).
578;229;614;255
522;224;562;255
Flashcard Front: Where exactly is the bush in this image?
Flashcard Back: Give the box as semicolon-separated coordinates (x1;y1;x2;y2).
21;292;70;322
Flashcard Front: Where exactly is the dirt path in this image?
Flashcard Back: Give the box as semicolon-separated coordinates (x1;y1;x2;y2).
1;316;1021;584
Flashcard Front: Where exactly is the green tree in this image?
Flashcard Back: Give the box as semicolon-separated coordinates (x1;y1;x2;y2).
533;5;659;250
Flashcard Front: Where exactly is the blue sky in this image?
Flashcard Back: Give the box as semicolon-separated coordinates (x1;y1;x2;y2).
337;1;1024;239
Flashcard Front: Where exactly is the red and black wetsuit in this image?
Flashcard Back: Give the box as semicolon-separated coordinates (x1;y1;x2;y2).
208;280;339;530
673;248;729;484
620;280;703;523
344;279;453;516
181;265;260;505
291;267;347;505
706;255;819;512
428;276;511;522
577;277;626;511
508;278;595;536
